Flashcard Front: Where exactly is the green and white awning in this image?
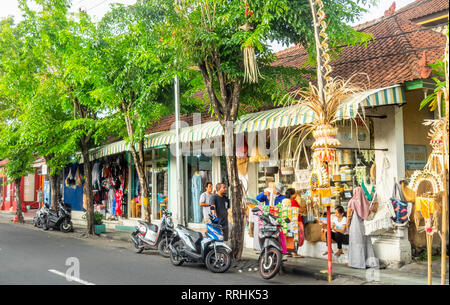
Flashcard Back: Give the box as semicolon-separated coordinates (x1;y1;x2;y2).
84;84;405;160
336;85;405;120
90;141;129;160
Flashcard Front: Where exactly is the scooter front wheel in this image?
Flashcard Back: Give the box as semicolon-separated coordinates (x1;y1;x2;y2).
158;237;170;258
259;247;282;280
42;217;49;231
169;241;184;266
205;247;232;273
60;219;73;233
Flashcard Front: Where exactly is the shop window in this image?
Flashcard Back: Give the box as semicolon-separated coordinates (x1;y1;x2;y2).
143;148;169;220
186;154;212;223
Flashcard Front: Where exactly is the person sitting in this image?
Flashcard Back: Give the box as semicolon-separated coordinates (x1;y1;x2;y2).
323;205;349;257
256;182;286;206
331;206;349;256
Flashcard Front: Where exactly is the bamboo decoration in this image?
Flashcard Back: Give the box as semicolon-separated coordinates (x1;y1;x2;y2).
243;45;261;83
439;29;448;286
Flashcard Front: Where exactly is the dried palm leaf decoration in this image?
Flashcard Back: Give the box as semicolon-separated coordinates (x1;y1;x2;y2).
279;0;368;179
242;1;260;83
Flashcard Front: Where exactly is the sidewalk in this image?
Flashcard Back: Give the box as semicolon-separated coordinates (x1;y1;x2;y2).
1;210;448;285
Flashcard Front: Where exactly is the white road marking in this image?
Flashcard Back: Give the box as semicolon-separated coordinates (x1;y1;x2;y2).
48;269;95;285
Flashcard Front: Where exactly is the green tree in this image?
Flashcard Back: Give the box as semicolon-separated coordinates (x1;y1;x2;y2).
166;0;373;258
94;1;199;222
0;16;37;222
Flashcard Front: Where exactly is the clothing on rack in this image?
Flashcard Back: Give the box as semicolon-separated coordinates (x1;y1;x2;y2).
191;173;203;223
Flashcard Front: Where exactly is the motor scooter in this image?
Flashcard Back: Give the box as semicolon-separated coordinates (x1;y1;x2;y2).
130;208;175;257
42;198;73;233
168;206;232;273
33;204;47;228
252;206;289;280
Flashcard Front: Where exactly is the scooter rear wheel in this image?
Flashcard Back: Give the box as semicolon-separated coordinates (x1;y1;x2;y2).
158;237;170;258
131;232;144;253
169;241;184;266
259;247;282;280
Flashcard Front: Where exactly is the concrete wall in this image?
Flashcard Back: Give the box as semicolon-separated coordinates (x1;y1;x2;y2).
402;89;435;177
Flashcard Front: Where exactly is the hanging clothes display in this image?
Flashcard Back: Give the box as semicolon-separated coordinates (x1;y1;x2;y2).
92;162;101;190
191;172;203;223
114;189;123;216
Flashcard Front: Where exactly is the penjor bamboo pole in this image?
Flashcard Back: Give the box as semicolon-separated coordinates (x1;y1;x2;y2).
442;141;448;285
309;0;325;107
441;29;449;286
427;233;433;285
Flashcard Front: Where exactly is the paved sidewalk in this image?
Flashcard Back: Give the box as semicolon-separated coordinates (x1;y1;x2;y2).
1;210;448;285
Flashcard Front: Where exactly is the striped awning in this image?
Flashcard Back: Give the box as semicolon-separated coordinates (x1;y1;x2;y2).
336;85;405;120
84;84;405;160
89;141;129;160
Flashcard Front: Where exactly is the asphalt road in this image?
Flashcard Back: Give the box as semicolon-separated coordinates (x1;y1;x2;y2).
0;220;360;285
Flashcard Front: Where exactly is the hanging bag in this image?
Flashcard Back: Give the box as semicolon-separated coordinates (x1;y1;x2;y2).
294;143;312;190
390;182;410;224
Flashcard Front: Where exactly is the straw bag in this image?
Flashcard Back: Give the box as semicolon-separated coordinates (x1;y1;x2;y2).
305;222;322;242
294;143;312;190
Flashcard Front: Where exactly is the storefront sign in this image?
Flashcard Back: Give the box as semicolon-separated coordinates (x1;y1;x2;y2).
404;145;427;170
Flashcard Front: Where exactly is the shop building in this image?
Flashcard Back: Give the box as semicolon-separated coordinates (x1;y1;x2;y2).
0;158;46;212
61;0;447;267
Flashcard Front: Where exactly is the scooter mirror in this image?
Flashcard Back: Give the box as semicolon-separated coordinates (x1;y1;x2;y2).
209;205;215;211
284;218;291;224
252;207;261;213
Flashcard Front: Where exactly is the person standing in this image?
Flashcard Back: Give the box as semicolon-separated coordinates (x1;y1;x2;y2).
284;188;305;257
199;182;213;223
256;182;286;206
346;187;379;269
210;183;230;241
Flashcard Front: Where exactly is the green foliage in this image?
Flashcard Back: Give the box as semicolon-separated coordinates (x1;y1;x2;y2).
419;30;448;116
165;0;374;115
94;1;198;147
83;211;104;225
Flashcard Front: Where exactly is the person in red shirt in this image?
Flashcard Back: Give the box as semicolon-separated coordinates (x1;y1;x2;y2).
285;188;305;257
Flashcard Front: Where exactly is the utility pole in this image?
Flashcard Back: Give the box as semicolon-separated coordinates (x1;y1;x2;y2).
174;67;185;226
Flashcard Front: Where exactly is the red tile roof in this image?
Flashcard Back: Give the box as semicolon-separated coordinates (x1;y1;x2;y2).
273;14;446;89
395;0;448;22
147;0;447;134
146;111;216;134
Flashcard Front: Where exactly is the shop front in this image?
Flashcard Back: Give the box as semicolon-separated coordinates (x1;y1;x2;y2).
0;159;43;212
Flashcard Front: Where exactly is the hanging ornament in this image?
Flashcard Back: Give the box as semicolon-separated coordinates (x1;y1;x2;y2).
241;0;260;83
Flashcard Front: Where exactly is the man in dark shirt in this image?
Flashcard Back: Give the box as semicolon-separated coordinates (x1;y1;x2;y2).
210;183;230;241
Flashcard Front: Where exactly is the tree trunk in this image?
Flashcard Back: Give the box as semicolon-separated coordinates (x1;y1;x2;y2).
49;173;58;211
226;153;244;260
198;52;245;258
14;177;24;223
81;144;95;236
122;102;151;222
129;142;151;222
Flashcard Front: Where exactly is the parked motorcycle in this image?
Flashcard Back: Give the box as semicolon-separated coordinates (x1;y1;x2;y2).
33;203;47;228
41;198;73;233
168;207;232;273
252;206;289;280
130;208;175;257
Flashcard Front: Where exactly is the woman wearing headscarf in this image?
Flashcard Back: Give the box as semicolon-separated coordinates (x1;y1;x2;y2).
346;187;379;269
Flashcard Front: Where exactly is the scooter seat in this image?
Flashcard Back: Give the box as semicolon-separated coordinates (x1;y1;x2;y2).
178;226;203;244
138;221;158;232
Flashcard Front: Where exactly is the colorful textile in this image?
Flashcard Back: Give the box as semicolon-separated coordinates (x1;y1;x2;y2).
415;197;435;219
348;187;371;220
